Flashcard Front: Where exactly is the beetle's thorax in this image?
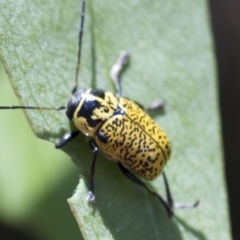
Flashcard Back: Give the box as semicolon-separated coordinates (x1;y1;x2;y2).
70;88;119;136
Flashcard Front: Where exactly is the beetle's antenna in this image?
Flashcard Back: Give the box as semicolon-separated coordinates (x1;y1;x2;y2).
72;0;85;94
0;106;65;110
0;3;86;110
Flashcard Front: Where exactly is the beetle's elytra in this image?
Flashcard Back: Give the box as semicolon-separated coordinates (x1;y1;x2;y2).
0;0;199;217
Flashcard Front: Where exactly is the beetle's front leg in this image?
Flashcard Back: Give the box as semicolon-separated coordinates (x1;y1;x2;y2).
110;51;130;97
55;131;80;148
86;139;99;202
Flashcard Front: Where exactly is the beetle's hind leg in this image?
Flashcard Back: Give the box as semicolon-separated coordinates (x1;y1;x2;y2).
118;163;174;217
110;51;130;97
162;172;200;212
118;163;200;217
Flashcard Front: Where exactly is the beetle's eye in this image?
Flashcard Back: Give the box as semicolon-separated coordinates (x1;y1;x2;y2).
66;98;78;120
66;88;86;120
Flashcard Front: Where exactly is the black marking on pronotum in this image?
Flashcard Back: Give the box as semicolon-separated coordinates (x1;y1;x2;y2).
77;98;102;127
90;89;105;99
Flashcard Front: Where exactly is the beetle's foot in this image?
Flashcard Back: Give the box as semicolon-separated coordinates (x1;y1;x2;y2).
174;199;201;209
110;51;130;97
86;191;96;202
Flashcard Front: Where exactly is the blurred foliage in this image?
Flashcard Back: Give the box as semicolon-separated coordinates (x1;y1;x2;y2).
0;64;83;239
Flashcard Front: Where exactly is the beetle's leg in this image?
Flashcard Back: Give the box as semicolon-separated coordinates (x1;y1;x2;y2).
162;171;200;210
118;163;174;217
55;131;80;148
162;171;174;209
145;100;165;112
86;140;99;202
110;51;130;97
110;51;165;111
132;99;165;112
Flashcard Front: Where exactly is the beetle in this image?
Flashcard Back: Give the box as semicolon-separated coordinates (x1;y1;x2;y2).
0;0;199;217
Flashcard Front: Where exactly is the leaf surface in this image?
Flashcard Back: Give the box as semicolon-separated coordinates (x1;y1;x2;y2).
0;0;231;239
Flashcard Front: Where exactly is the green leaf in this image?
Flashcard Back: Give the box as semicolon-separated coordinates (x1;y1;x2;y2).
0;0;231;240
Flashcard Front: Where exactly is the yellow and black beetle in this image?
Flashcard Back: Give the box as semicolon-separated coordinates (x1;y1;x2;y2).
0;0;199;217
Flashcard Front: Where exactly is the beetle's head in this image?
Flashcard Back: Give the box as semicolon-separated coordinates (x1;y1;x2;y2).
66;88;86;120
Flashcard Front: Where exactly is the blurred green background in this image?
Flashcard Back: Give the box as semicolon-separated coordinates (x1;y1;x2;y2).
0;63;83;239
